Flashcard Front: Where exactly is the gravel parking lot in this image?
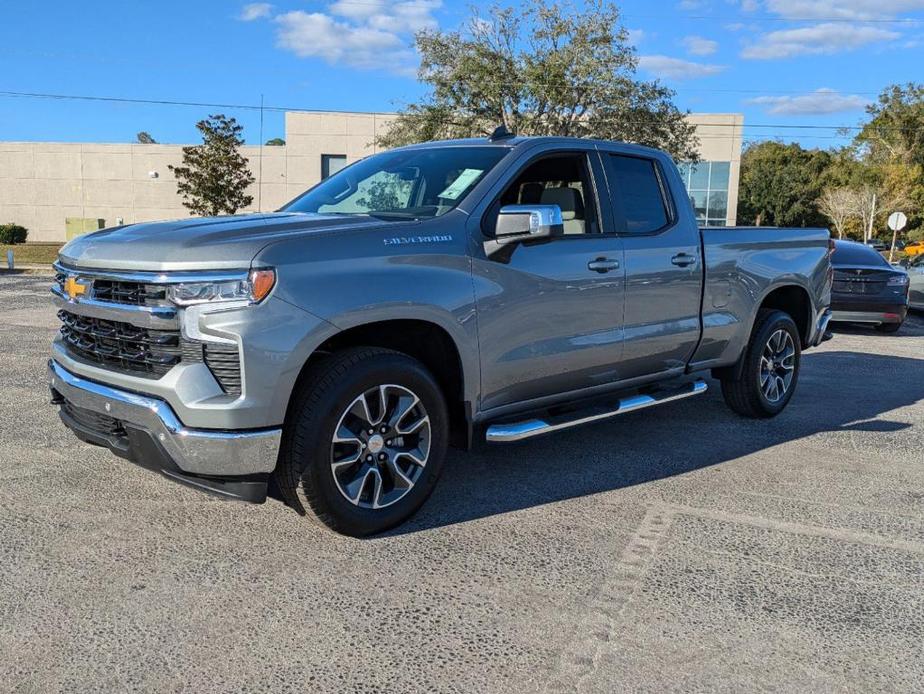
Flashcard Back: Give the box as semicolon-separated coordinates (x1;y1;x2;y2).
1;272;923;693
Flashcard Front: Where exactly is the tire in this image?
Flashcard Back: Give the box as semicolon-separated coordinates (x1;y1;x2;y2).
720;309;802;419
875;321;902;334
275;347;448;537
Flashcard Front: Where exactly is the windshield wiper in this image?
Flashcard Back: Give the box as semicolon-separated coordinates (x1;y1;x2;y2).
366;211;422;221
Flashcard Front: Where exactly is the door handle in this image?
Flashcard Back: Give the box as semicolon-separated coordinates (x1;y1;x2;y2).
671;253;697;268
588;257;620;273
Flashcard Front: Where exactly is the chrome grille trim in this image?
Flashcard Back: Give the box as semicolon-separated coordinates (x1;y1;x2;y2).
53;261;249;285
51;287;178;328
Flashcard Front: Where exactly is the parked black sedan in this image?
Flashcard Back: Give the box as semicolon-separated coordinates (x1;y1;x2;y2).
830;240;910;333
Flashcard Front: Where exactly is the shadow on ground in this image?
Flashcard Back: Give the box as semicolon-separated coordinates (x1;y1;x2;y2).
367;349;923;534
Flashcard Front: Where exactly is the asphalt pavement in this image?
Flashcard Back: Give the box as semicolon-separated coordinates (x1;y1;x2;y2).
1;272;923;693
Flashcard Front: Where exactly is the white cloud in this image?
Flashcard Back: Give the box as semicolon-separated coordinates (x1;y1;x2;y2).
762;0;924;20
747;88;870;114
741;22;899;59
638;55;726;79
626;27;646;45
328;0;386;22
682;35;719;55
239;3;273;21
274;1;442;75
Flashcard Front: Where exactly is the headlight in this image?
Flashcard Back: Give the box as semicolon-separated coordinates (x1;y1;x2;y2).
168;268;276;306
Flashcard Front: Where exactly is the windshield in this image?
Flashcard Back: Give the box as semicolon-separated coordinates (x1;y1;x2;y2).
282;146;509;220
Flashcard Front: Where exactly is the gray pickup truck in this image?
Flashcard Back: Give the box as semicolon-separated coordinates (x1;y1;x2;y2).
49;134;833;535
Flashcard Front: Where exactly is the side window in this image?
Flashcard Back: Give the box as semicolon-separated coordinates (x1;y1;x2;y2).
484;153;599;236
607;155;671;234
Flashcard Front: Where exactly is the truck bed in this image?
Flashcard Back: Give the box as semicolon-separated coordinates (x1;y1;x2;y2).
689;226;832;371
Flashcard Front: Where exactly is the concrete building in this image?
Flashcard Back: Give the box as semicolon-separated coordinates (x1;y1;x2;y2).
0;111;742;242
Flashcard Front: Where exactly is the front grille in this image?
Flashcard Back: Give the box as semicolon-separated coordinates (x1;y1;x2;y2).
92;279;168;306
61;399;127;439
54;271;169;308
58;310;181;378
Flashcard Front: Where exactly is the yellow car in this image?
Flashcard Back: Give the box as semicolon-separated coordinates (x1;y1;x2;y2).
905;241;924;256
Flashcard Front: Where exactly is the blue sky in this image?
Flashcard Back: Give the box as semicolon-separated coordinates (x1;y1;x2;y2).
2;0;923;149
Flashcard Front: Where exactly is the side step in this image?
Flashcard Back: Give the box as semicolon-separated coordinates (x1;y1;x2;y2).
485;379;708;443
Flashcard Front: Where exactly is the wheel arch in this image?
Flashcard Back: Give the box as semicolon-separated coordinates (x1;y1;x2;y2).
287;318;473;449
714;283;812;382
755;283;813;348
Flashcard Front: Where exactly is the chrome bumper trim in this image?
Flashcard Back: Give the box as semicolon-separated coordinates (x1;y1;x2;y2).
49;360;280;476
813;308;833;345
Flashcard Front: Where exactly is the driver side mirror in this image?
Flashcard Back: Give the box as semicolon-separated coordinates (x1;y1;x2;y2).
494;205;564;245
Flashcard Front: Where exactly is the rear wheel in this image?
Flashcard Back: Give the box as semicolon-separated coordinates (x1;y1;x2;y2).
275;347;448;536
875;321;902;334
720;309;801;419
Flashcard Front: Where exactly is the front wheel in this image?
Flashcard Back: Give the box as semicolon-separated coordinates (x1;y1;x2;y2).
720;309;802;419
275;347;448;536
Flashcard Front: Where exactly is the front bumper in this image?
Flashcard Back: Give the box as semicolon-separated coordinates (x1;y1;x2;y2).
49;360;281;502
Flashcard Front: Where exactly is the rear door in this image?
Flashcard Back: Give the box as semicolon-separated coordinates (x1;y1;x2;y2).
599;151;702;380
470;147;626;412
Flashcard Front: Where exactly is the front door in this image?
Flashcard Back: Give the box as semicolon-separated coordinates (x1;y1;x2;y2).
472;150;626;412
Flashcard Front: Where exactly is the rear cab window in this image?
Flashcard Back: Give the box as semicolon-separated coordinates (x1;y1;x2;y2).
604;154;673;234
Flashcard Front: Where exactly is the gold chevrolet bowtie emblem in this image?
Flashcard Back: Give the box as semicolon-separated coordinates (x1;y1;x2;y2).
64;276;88;301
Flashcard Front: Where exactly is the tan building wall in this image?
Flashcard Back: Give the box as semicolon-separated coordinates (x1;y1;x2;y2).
686;113;744;227
0;110;739;242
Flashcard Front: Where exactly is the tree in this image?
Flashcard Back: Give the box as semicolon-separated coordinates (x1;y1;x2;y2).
169;114;255;216
854;84;924;239
738;141;831;227
817;187;857;239
377;0;699;161
851;186;878;242
265;137;286;146
856;83;924;169
136;131;157;144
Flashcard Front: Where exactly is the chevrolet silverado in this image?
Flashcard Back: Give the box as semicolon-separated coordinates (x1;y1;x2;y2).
49;134;833;535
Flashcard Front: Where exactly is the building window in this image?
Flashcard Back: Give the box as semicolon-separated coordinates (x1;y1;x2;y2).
676;160;730;227
321;154;347;180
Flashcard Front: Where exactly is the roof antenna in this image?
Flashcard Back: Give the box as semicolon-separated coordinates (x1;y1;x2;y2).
488;124;515;141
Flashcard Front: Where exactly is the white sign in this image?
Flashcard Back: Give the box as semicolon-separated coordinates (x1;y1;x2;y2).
888;212;907;232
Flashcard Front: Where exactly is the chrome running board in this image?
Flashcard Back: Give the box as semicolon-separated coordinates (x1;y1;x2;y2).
485;379;708;443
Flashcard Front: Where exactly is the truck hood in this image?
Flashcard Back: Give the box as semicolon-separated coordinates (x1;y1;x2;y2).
58;212;392;271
